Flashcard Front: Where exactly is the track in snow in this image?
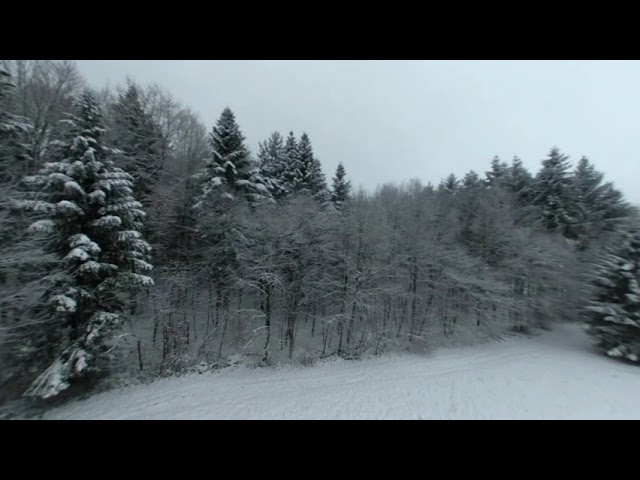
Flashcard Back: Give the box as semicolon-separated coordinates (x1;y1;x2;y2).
44;323;640;419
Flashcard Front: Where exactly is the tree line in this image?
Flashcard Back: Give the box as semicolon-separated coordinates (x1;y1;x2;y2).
0;60;636;403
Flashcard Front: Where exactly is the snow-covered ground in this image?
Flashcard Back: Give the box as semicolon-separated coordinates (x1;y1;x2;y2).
44;323;640;419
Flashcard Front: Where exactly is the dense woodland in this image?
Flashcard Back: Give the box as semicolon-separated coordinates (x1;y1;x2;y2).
1;60;638;403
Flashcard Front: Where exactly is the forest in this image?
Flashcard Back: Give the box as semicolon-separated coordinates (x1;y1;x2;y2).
0;60;638;404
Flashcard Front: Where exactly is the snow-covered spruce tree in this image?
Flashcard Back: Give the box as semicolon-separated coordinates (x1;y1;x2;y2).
532;147;577;238
485;156;509;187
257;131;288;200
457;170;483;250
15;90;153;399
507;156;533;204
584;226;640;363
291;132;327;202
110;82;163;201
279;131;299;197
461;169;482;191
438;173;459;195
331;162;351;209
194;107;270;206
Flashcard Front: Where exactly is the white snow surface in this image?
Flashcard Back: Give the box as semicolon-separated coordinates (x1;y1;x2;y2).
44;324;640;420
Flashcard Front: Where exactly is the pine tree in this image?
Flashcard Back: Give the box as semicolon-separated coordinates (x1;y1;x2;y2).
439;174;459;194
458;170;482;249
571;157;605;241
584;226;640;363
596;181;631;228
532;147;577;238
293;132;327;202
257;131;287;199
110;82;163;200
485;156;509;187
194;108;270;206
15;90;153;399
461;170;482;191
507;156;533;204
280;131;299;196
331;162;351;208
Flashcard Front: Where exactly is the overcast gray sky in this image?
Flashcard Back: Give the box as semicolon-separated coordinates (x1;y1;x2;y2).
75;60;640;204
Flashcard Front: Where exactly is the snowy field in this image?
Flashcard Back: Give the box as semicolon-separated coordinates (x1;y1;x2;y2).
44;323;640;420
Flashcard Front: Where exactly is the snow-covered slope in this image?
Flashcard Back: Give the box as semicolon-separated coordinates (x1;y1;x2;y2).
44;324;640;420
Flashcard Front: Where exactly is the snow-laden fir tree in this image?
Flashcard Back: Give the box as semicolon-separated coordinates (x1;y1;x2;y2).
485;156;509;187
257;131;288;200
571;156;605;242
457;170;483;251
584;225;640;363
461;169;482;191
194;107;270;207
571;158;632;237
532;147;577;238
439;173;458;195
330;162;351;209
595;181;631;229
289;132;327;202
15;90;153;399
279;131;299;196
507;156;533;203
110;82;163;200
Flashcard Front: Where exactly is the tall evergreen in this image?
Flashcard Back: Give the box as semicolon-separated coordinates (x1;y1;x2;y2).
485;156;509;187
439;173;459;194
461;170;482;191
280;131;299;196
458;170;482;249
195;107;270;206
585;226;640;363
508;156;533;204
532;147;576;237
15;91;153;399
110;82;163;200
331;162;351;208
257;131;287;199
293;132;327;201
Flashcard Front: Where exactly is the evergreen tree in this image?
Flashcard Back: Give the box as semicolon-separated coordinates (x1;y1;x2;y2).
279;131;299;196
458;170;482;249
485;156;509;187
439;173;459;194
194;107;270;206
110;82;163;200
594;181;631;231
293;132;327;201
532;147;577;237
571;156;605;241
331;162;351;208
257;131;287;199
508;156;533;203
15;91;153;399
461;170;482;191
585;226;640;363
